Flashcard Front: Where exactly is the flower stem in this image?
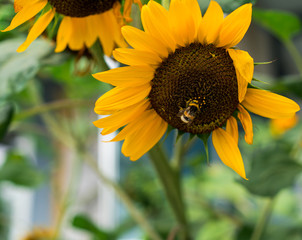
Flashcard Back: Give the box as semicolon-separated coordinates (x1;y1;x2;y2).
52;156;82;240
250;198;274;240
283;39;302;76
149;144;190;240
14;99;92;121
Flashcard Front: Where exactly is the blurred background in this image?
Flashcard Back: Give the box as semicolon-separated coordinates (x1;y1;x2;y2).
0;0;302;239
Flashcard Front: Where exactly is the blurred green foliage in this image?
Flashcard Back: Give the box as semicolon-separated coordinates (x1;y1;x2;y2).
0;101;14;141
240;141;302;197
253;9;302;41
0;151;44;187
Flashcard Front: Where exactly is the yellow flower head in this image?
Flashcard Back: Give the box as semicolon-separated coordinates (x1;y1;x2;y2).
93;0;300;179
270;114;298;137
2;0;137;55
21;227;54;240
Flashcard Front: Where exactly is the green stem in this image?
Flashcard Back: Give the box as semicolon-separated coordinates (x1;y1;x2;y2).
171;134;184;171
14;99;92;121
283;39;302;76
53;157;82;239
149;144;190;240
250;198;274;240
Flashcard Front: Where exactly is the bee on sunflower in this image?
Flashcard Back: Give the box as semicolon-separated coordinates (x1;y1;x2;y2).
2;0;141;55
93;0;300;179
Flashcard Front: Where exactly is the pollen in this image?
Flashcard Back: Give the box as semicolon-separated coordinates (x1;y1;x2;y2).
48;0;118;17
149;43;238;134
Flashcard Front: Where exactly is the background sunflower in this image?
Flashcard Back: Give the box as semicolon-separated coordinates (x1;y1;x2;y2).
2;0;134;55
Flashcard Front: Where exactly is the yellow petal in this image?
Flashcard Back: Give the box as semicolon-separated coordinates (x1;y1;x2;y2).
113;48;162;66
141;1;176;51
226;116;238;144
94;99;150;135
130;118;167;160
96;12;115;56
110;109;156;142
2;0;48;32
121;26;169;58
123;0;134;22
185;0;202;36
197;1;224;44
55;17;72;52
14;0;29;12
92;66;154;87
237;104;253;144
17;8;55;52
67;18;86;51
102;9;127;49
122;110;167;160
95;85;151;112
242;88;300;119
168;0;196;45
84;15;98;47
212;128;247;179
217;3;252;48
228;49;254;102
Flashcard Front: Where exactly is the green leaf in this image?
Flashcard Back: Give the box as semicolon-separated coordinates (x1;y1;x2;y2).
197;133;211;165
198;0;256;14
239;142;302;197
72;214;115;240
253;8;302;41
235;224;254;240
271;75;302;99
0;38;54;99
0;101;14;141
0;152;44;188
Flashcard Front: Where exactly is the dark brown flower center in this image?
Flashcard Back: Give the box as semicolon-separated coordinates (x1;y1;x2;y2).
149;43;238;134
48;0;118;17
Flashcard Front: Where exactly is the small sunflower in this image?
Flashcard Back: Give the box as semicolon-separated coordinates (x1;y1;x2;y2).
21;227;54;240
93;0;300;178
270;114;298;137
2;0;140;55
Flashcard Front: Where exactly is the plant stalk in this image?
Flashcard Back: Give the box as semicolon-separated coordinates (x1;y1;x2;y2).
283;39;302;76
250;198;274;240
149;144;190;240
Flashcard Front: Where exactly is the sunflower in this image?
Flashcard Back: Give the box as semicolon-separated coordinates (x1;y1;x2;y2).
93;0;300;179
21;227;54;240
270;114;298;136
2;0;141;55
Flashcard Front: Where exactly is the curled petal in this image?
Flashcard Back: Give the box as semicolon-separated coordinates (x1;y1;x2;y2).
237;104;253;144
228;49;254;102
226;116;239;144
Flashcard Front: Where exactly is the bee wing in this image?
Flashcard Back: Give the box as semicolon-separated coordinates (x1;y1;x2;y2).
177;109;185;117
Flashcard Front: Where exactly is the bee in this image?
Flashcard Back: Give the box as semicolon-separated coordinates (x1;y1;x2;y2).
177;100;201;124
